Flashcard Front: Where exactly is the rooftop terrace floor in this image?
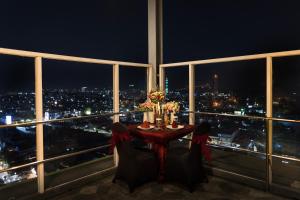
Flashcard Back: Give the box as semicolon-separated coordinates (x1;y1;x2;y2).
46;173;289;200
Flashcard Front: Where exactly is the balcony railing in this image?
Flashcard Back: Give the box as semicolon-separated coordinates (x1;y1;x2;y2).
159;50;300;198
1;47;300;199
0;47;152;196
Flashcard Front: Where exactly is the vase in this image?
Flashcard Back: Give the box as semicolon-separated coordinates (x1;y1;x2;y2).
164;112;169;126
143;111;154;123
170;112;175;124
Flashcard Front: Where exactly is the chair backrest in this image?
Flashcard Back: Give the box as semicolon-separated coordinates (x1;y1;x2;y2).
111;122;128;133
191;122;212;162
117;140;135;158
111;122;135;158
193;121;211;137
189;143;203;159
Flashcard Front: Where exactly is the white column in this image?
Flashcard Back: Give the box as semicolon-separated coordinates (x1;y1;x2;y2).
266;56;273;190
148;0;163;89
113;64;119;166
189;64;195;125
159;66;165;91
147;65;153;93
35;57;44;193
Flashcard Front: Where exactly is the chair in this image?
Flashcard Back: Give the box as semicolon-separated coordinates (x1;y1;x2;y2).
111;122;159;193
165;122;211;192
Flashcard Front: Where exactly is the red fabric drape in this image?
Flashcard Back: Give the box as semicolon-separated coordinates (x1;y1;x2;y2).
109;130;132;153
192;134;211;162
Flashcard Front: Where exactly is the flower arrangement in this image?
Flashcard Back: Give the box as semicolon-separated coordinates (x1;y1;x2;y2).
148;90;165;104
163;101;180;113
138;101;155;112
138;90;180;125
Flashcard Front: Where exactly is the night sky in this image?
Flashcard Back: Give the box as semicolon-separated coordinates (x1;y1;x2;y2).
0;0;300;95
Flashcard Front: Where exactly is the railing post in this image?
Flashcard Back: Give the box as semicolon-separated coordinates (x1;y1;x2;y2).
113;64;119;166
266;56;273;190
189;64;195;125
188;64;195;148
159;66;165;91
35;57;44;193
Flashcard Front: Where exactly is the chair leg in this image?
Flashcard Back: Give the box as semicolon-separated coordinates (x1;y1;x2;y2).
202;174;209;183
188;184;194;193
128;183;135;193
204;176;209;183
112;176;117;183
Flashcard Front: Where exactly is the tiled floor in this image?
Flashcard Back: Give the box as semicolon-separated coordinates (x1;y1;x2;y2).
49;174;289;200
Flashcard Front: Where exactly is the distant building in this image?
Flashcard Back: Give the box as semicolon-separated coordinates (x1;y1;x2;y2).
213;74;219;94
165;77;169;95
81;87;87;92
44;112;50;121
5;115;12;125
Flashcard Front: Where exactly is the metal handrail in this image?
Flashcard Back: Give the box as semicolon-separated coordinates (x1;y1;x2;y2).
182;138;300;162
191;111;300;123
0;144;111;174
0;111;142;128
160;49;300;68
0;47;151;68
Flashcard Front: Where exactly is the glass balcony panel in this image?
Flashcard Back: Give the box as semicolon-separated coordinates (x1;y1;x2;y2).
0;166;37;199
43;117;113;166
0;126;36;188
273;56;300;120
43;60;113;119
44;150;113;189
273;121;300;159
165;67;189;124
43;117;114;189
196;114;266;180
119;67;147;124
194;60;266;116
0;55;35;124
273;121;300;191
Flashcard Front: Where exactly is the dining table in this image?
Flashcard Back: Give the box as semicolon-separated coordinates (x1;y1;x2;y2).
128;124;195;181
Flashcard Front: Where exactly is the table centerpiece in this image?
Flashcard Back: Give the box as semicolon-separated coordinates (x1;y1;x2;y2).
138;101;155;124
163;101;180;127
139;89;180;128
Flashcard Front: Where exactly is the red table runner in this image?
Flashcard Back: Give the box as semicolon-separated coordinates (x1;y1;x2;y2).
128;124;195;181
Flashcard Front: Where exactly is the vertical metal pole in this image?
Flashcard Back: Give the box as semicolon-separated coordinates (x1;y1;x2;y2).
113;64;119;166
188;64;195;148
159;66;165;91
266;56;273;190
189;64;195;125
35;57;44;193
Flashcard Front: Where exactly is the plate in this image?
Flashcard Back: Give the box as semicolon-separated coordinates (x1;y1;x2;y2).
137;125;155;130
166;125;184;130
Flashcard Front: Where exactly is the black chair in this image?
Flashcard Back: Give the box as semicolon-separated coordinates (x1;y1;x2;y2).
165;122;211;192
111;122;159;193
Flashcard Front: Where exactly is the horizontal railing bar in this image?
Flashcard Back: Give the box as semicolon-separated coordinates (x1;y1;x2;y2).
181;137;266;156
272;154;300;162
210;166;266;184
45;166;116;192
0;111;142;128
42;144;112;164
0;144;111;173
0;47;151;68
211;143;300;162
160;49;300;68
2;110;298;129
191;111;300;123
209;144;266;156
